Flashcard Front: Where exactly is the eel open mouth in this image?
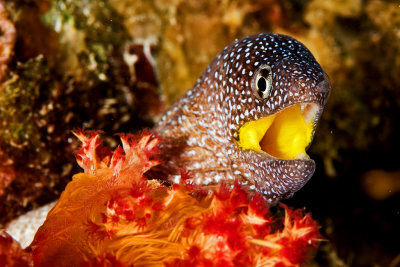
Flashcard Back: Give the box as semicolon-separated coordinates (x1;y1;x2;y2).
236;103;321;160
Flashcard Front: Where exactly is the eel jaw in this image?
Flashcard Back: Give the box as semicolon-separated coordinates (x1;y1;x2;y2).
236;102;322;160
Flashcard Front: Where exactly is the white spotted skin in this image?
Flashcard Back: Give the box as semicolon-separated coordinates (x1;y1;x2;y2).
155;33;331;200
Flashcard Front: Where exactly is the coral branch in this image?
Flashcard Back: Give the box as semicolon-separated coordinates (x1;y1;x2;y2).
25;131;321;266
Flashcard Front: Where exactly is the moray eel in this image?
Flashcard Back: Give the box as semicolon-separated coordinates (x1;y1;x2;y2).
155;33;331;200
5;33;330;247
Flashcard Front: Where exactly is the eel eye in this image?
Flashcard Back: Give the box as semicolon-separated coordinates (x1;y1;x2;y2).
253;65;272;99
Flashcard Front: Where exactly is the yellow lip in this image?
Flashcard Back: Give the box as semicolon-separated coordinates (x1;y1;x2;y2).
236;103;320;159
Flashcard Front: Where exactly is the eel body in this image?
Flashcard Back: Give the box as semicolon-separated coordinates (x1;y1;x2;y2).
155;33;331;200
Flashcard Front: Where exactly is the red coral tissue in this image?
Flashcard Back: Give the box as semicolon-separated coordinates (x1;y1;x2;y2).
3;130;321;266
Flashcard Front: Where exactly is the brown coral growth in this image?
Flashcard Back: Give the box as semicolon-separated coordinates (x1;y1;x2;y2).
0;1;16;82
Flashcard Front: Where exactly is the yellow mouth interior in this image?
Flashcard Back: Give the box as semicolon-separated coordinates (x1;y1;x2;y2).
236;104;318;159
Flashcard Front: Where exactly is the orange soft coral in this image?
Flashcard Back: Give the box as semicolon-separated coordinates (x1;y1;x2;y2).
26;131;321;267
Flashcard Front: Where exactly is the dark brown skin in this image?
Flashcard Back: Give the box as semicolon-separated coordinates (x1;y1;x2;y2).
154;33;331;201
